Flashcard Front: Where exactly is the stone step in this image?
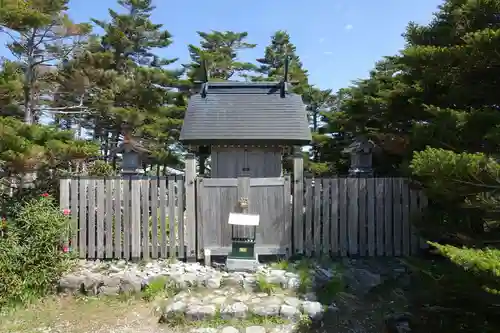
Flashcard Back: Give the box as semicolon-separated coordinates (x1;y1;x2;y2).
158;286;324;323
188;324;297;333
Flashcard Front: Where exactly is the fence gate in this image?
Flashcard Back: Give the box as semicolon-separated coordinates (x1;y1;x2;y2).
196;176;292;258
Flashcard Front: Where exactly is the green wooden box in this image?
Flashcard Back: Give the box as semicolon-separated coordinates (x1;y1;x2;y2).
229;239;255;259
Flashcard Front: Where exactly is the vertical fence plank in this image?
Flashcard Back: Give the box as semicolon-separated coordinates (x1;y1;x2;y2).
114;178;122;258
159;177;167;258
293;175;304;256
123;177;131;260
330;178;339;256
184;155;197;260
392;178;402;256
410;189;419;254
313;179;322;255
339;178;348;256
87;179;96;259
142;179;150;260
105;179;113;258
96;179;105;259
59;179;70;248
168;177;176;258
304;178;313;256
321;179;330;256
70;179;78;252
358;177;367;256
284;176;292;255
347;178;359;255
401;180;411;256
177;178;185;260
79;179;88;258
419;192;429;249
375;178;385;256
384;178;393;256
196;179;204;260
150;178;158;259
367;178;376;256
131;178;141;259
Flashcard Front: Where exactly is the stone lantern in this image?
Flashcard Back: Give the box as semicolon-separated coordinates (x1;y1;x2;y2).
110;135;150;176
343;136;375;177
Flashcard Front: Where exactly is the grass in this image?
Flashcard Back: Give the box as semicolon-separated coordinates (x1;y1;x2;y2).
0;275;183;333
255;273;281;295
270;258;346;304
142;276;181;302
0;295;171;333
160;310;289;329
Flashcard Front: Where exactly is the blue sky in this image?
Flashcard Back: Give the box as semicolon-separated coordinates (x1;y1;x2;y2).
1;0;442;92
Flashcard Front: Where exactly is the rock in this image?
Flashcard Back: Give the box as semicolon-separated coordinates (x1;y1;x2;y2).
185;304;217;320
269;324;297;333
245;326;266;333
220;302;248;319
279;304;300;319
221;327;240;333
301;301;323;319
286;277;300;290
385;313;413;333
343;267;381;295
303;292;317;301
251;304;280;317
164;301;187;316
102;276;121;288
205;277;221;289
98;285;120;296
284;296;302;308
82;273;102;295
58;274;83;293
266;275;286;285
190;328;218;333
119;273;142;294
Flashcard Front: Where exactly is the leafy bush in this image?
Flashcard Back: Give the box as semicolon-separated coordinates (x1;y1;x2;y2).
0;194;74;308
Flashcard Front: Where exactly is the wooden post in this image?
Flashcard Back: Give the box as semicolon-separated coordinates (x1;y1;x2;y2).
59;179;70;249
130;176;141;260
184;153;197;262
292;146;304;255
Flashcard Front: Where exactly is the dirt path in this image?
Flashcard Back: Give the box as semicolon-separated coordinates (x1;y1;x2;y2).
0;296;176;333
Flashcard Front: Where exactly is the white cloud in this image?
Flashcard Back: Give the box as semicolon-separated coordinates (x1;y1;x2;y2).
323;51;333;55
319;37;325;43
344;24;353;31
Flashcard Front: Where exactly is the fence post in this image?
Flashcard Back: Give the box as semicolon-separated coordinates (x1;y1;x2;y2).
59;179;71;249
185;152;197;262
130;177;141;260
292;146;304;255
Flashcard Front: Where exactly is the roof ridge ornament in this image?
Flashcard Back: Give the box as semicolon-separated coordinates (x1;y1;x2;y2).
280;56;289;98
201;59;209;98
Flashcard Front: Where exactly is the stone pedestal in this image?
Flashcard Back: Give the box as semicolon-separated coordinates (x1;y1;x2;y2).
226;255;259;272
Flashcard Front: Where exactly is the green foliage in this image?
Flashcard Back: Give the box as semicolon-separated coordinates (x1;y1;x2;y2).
87;160;116;177
141;276;175;302
431;243;500;294
0;195;74;308
255;274;280;295
185;31;257;81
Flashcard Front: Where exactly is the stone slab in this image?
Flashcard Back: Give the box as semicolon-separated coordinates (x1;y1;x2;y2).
226;257;259;272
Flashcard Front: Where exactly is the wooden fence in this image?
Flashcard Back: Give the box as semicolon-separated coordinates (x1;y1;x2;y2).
59;176;427;260
295;177;426;257
59;176;193;260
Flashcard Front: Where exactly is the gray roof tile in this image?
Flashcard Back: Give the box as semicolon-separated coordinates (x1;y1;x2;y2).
179;82;312;144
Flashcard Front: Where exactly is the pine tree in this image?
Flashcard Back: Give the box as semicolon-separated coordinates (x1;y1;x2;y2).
62;0;187;169
185;30;257;81
0;0;91;124
253;30;308;93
